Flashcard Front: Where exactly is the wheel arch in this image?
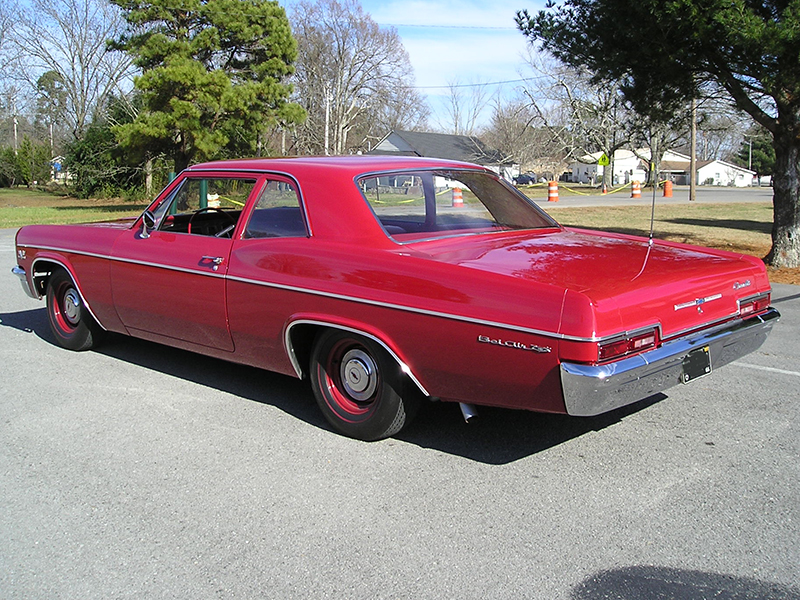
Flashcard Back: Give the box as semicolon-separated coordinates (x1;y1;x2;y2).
32;256;107;331
284;318;430;397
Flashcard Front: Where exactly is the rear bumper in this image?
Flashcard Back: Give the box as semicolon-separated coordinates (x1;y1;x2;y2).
12;266;38;299
560;307;780;416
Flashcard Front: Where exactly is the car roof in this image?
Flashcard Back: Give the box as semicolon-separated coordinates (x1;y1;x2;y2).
187;155;487;175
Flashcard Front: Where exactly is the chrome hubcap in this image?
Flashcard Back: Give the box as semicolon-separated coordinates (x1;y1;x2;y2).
63;289;81;325
340;349;377;401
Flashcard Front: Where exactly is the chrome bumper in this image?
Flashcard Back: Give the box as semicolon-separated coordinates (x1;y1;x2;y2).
560;307;780;416
12;265;39;299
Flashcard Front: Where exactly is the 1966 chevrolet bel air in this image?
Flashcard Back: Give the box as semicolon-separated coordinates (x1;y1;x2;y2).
12;156;779;440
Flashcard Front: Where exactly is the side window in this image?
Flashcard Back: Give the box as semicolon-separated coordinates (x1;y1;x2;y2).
155;177;256;237
243;179;306;238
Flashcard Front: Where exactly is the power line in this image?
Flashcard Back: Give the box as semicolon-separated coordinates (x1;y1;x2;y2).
413;76;545;90
379;23;518;30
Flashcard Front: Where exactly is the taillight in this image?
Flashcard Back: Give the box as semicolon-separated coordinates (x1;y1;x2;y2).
598;329;658;362
739;293;770;316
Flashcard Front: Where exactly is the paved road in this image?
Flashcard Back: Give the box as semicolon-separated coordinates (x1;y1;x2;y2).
530;183;774;208
1;227;799;599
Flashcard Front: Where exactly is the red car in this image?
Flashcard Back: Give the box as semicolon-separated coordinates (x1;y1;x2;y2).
12;156;779;440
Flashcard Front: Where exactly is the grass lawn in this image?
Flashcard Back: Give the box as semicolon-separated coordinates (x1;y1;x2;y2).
3;186;797;285
0;188;147;228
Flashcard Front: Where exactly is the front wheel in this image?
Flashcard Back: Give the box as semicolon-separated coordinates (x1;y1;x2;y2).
310;329;420;441
46;268;104;351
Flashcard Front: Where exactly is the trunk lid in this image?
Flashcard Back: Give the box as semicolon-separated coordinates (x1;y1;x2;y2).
411;228;768;339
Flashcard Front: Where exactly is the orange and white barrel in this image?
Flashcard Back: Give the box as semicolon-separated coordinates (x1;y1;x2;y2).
631;181;641;198
547;181;559;202
452;187;463;207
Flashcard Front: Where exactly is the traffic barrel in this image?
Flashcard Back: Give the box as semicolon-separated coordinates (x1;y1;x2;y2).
631;181;641;198
663;180;673;198
452;187;463;207
548;181;559;202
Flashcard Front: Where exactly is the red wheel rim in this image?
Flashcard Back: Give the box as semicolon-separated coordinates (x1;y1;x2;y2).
321;339;380;419
52;281;81;333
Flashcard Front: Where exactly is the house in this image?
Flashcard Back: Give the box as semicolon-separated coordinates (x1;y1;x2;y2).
569;149;690;185
50;155;72;184
696;159;755;187
570;149;755;186
369;130;516;181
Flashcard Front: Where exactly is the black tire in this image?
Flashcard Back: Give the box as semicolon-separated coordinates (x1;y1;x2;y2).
45;268;104;351
310;329;420;441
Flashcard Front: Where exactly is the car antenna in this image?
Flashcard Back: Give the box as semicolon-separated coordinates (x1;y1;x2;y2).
633;161;657;281
648;161;657;246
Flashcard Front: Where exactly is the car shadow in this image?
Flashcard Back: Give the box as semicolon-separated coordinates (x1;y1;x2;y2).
0;307;50;335
570;565;800;600
397;394;666;464
662;216;772;234
3;306;666;464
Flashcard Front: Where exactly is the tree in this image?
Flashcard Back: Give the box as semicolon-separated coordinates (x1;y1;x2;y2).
291;0;427;155
737;126;776;181
15;136;52;186
110;0;305;172
65;94;145;198
517;0;800;267
440;80;490;137
517;54;641;188
36;71;68;156
8;0;133;138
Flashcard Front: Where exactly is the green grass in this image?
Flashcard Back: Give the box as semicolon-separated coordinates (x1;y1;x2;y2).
546;202;774;256
0;187;147;228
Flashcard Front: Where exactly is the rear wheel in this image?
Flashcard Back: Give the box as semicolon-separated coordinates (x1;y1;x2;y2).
310;329;420;441
46;268;104;351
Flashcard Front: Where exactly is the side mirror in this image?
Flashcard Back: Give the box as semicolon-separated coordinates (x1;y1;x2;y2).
141;210;156;238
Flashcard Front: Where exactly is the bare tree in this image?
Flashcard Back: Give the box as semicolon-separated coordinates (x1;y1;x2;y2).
482;95;556;173
695;103;750;162
519;53;638;188
438;80;491;136
291;0;427;155
8;0;133;139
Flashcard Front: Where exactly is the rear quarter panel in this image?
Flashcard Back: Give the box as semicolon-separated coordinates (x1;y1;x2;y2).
226;238;568;412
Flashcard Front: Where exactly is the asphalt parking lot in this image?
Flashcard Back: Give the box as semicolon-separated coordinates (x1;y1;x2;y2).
1;226;799;599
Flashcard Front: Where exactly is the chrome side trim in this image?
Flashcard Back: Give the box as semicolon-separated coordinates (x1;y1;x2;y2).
30;257;109;331
560;307;780;417
19;243;770;346
233;274;576;341
12;265;38;299
19;245;227;280
284;319;430;397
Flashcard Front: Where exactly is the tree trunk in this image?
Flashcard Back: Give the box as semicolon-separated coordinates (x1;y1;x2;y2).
766;133;800;267
145;158;153;197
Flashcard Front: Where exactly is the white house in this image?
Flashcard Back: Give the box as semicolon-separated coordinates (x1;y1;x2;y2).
569;149;690;185
570;149;755;186
696;159;755;187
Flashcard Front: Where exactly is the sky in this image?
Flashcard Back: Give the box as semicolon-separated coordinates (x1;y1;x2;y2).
283;0;544;129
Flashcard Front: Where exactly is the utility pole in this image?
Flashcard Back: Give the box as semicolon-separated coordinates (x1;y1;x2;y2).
689;97;697;201
12;96;19;155
324;84;331;156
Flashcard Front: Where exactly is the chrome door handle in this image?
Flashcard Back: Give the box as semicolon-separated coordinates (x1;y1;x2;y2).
201;256;224;271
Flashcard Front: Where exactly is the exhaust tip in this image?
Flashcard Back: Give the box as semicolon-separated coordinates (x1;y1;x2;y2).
459;403;479;423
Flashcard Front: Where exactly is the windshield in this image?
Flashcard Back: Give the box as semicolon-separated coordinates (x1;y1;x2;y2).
358;169;559;242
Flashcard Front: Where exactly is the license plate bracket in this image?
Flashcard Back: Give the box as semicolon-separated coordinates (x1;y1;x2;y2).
682;346;711;384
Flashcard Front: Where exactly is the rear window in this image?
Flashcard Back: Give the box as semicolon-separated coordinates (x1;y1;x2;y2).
358;169;558;242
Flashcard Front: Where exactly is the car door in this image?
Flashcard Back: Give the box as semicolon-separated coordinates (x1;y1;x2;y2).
111;174;260;352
